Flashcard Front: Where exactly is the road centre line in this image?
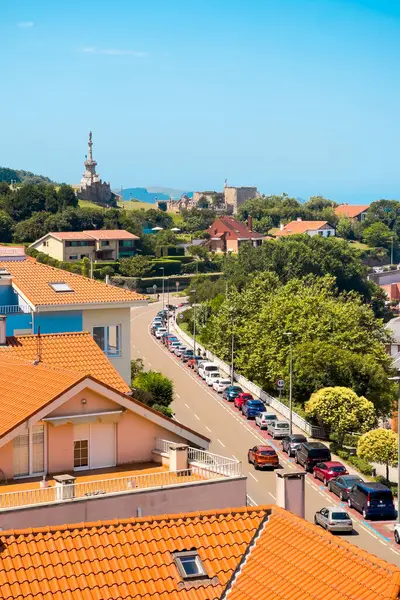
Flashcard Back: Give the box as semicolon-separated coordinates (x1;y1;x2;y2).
206;426;212;432
249;472;259;482
176;394;181;399
268;492;276;500
194;414;200;420
184;403;190;408
217;438;226;447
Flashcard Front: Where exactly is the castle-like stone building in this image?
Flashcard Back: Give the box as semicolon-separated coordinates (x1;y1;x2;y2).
75;132;115;207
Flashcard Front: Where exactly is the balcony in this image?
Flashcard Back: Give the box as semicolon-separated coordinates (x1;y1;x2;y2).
0;440;245;528
0;304;31;315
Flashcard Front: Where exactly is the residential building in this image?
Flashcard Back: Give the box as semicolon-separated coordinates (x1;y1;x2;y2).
335;204;370;222
0;247;147;383
206;216;263;253
0;505;398;599
275;217;336;237
30;229;139;261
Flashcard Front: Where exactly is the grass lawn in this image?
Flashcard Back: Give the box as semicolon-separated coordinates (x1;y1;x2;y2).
78;200;106;210
117;200;156;211
347;240;369;250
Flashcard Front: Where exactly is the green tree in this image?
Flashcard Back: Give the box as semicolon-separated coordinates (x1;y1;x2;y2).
0;210;14;242
119;256;153;277
44;185;60;213
363;222;393;248
336;217;352;239
188;245;209;260
4;183;46;220
13;211;50;242
57;184;78;210
153;230;178;248
305;195;337;212
197;196;209;209
133;370;174;410
305;387;376;448
81;257;90;277
130;358;144;381
357;428;398;480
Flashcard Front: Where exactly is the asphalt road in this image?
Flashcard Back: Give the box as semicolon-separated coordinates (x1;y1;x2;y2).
131;301;400;566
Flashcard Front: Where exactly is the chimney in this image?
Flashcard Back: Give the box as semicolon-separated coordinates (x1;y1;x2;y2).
0;316;6;345
280;223;284;231
297;217;302;222
247;215;253;231
276;471;306;518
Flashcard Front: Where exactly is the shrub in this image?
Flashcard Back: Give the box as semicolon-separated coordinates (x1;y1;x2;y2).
347;455;374;476
151;259;181;276
133;371;174;408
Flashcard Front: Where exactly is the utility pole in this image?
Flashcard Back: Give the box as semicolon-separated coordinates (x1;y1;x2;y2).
285;332;293;435
392;236;395;265
191;289;196;355
388;376;400;524
231;312;235;384
160;267;165;310
90;258;93;279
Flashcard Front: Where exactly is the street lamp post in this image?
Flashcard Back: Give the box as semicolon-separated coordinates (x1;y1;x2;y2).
230;312;235;385
190;289;196;355
159;267;165;309
285;332;293;436
388;376;400;524
391;236;395;266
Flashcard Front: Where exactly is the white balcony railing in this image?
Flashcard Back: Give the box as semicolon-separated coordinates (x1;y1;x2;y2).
0;305;31;315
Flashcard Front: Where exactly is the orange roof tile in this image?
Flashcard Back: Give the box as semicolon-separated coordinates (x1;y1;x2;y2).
224;506;400;600
274;220;331;236
335;204;370;218
0;332;130;393
0;506;266;600
0;257;147;307
83;228;139;240
0;355;85;439
48;231;94;240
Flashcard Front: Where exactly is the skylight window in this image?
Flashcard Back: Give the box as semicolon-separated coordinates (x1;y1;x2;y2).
174;552;207;579
49;282;74;293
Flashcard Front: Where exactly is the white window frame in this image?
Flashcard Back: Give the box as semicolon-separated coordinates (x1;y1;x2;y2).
14;423;47;479
93;324;122;358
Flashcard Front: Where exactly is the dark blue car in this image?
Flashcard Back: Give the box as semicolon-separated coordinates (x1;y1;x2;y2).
242;399;265;419
348;481;396;520
222;386;243;402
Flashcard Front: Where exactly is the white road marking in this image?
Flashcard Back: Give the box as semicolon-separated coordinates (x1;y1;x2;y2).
176;394;181;399
268;492;276;500
206;426;212;432
217;438;225;447
148;362;152;367
249;472;259;482
390;548;400;555
194;414;200;420
232;454;238;460
184;403;190;409
247;494;257;506
378;540;387;546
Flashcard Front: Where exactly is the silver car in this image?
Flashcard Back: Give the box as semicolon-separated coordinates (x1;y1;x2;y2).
255;412;278;430
314;507;353;533
267;420;290;439
174;345;187;357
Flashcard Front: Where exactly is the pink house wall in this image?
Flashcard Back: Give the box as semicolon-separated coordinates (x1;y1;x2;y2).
0;478;247;529
47;389;117;417
47;424;73;474
0;441;14;481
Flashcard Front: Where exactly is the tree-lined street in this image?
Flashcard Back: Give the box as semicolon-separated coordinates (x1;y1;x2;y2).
131;302;400;565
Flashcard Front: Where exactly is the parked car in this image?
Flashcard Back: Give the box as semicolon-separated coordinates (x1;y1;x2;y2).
199;363;219;380
222;386;243;402
295;442;331;473
181;350;194;363
255;412;278;430
174;345;187;357
205;371;221;386
194;360;207;374
163;334;177;345
213;378;232;393
248;445;279;470
155;327;167;339
166;336;179;348
314;507;353;533
281;434;307;457
169;341;181;352
234;392;253;410
267;420;290;439
313;461;348;485
187;356;203;369
242;399;265;420
394;523;400;544
327;475;364;501
347;481;396;520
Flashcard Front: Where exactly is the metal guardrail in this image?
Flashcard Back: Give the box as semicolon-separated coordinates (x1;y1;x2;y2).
173;315;315;437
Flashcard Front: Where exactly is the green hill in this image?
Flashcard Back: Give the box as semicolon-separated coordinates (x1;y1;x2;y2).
0;166;54;185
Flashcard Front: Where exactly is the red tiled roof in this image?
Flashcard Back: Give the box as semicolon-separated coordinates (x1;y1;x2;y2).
0;506;398;600
335;204;370;218
381;283;400;301
275;220;331;236
209;217;262;240
83;229;139;240
0;246;25;257
49;231;93;240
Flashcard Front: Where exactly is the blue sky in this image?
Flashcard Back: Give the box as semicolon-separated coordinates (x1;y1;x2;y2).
1;0;400;202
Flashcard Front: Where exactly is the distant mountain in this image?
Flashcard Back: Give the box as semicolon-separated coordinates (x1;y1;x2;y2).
0;166;54;185
119;186;193;203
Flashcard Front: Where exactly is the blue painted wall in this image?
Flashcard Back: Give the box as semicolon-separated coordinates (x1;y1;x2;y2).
6;313;33;336
33;311;83;334
0;285;18;306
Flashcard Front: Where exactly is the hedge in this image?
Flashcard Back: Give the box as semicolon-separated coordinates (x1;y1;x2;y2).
150;259;181;276
111;272;223;293
155;246;185;258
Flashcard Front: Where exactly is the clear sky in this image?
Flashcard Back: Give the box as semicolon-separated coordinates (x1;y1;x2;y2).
1;0;400;202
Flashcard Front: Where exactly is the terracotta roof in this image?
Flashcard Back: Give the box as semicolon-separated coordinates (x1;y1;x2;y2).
210;217;262;240
83;229;139;240
225;507;400;600
335;204;370;218
381;283;400;301
0;355;85;440
49;231;93;241
0;257;147;307
0;505;398;600
0;246;25;257
275;220;331;236
0;332;130;393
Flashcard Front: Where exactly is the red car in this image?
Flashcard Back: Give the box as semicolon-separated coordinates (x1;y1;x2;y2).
313;461;348;485
234;392;253;410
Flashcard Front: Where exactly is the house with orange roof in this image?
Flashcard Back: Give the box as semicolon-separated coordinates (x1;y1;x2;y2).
0;505;398;600
206;216;263;253
0;247;147;384
30;228;139;261
0;344;245;527
335;203;370;222
274;217;336;237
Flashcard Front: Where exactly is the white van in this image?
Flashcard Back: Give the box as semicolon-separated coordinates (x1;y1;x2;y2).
198;362;219;380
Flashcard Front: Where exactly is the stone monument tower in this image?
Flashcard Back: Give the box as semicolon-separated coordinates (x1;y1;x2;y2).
76;132;114;206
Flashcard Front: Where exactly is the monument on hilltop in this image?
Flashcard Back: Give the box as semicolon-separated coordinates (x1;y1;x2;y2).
75;132;116;207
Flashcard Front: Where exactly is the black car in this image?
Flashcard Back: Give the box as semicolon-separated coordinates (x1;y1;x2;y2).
294;442;331;472
328;474;364;501
281;434;307;457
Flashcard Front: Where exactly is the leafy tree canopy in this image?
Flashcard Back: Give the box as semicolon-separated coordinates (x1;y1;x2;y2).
357;428;398;480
